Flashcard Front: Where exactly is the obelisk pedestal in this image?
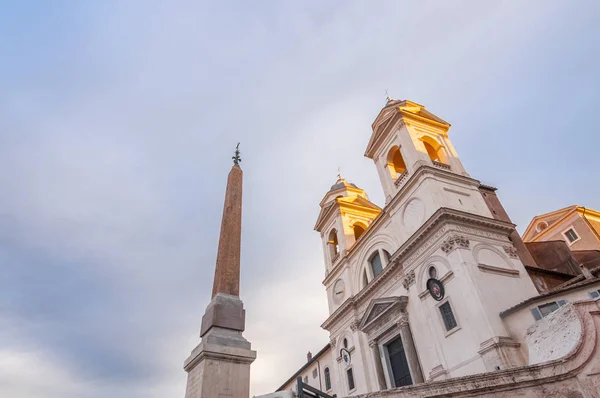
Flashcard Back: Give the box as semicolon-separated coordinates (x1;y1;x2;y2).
184;156;256;398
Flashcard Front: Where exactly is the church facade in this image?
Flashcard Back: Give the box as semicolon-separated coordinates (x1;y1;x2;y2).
266;99;600;397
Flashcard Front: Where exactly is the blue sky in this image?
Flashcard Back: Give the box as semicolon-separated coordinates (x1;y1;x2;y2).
1;1;599;397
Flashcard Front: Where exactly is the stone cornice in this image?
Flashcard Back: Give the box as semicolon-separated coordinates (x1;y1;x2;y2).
388;165;480;211
365;101;451;158
321;166;481;287
321;207;515;330
365;113;404;158
314;202;337;232
315;196;381;232
322;210;389;286
350;301;600;398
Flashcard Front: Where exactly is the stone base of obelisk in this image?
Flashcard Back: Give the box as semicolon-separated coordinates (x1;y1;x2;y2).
184;294;256;398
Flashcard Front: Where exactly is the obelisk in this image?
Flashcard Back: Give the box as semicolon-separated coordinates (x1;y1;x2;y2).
184;144;256;398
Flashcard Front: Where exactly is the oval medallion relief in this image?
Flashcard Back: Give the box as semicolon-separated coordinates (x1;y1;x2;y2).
403;198;425;233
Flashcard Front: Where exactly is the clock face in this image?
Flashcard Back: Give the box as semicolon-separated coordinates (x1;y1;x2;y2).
333;279;346;304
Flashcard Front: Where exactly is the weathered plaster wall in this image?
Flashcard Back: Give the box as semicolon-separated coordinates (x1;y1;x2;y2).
501;281;600;363
525;304;581;365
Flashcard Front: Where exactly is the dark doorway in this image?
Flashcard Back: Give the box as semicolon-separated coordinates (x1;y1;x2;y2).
387;337;412;387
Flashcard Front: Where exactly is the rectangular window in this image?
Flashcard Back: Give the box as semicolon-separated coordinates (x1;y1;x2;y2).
303;375;308;384
439;301;457;331
312;369;317;379
347;368;355;391
589;290;600;299
531;300;567;321
564;228;579;243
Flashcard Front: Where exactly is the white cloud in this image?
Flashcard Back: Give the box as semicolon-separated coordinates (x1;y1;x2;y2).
1;1;599;397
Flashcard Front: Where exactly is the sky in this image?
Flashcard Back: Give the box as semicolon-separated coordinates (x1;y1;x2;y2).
1;1;599;397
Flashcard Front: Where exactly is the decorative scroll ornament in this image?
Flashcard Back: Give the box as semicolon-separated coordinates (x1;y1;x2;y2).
396;314;409;327
402;270;416;290
232;142;242;165
350;319;360;332
441;234;470;254
503;245;519;259
329;336;337;348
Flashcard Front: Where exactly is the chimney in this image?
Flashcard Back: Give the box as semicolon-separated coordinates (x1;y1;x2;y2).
581;264;594;280
306;351;312;362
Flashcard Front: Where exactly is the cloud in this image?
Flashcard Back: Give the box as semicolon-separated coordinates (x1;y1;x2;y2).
1;1;599;397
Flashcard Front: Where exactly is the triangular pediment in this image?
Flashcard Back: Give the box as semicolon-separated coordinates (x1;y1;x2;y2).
365;100;451;158
314;196;381;232
523;205;579;241
359;296;408;332
314;201;337;232
338;195;382;213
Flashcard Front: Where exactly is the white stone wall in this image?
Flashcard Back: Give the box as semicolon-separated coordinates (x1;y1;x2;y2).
279;348;338;395
306;103;570;397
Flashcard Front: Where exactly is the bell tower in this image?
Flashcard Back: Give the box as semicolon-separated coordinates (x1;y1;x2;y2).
315;176;381;274
365;99;469;203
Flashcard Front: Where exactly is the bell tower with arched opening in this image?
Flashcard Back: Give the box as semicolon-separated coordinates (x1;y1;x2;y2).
365;99;469;203
315;176;382;275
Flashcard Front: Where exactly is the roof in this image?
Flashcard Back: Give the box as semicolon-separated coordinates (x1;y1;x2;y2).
276;344;331;391
522;205;600;242
524;264;578;279
500;266;600;318
329;179;358;191
365;100;451;158
314;190;381;232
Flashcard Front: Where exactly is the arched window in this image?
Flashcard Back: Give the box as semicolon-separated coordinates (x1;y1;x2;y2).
421;136;448;164
343;338;349;349
428;266;437;279
353;223;366;240
382;249;390;263
362;269;368;289
386;146;407;179
369;251;383;278
324;367;331;390
328;229;339;262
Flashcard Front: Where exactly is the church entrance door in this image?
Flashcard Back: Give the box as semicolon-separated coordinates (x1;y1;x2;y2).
386;336;412;388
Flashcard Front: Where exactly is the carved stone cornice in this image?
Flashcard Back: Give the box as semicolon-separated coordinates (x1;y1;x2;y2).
440;234;470;254
478;336;521;355
402;270;416;290
329;336;336;348
396;313;409;328
503;245;518;259
321;207;515;330
358;296;408;342
322;166;483;288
